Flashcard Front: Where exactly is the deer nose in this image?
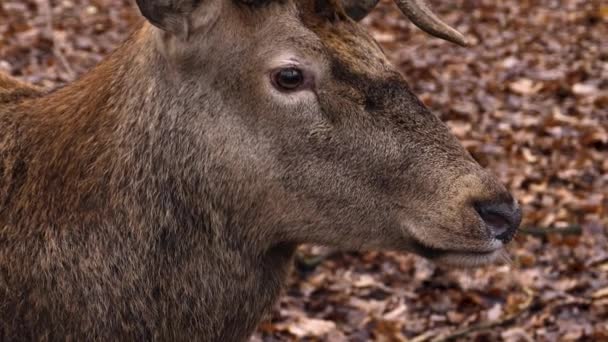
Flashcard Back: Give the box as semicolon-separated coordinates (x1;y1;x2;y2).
475;199;522;243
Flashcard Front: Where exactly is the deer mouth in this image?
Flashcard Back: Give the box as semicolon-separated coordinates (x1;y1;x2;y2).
409;238;505;267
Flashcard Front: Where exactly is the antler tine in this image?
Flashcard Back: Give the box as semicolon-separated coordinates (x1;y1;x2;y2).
393;0;469;46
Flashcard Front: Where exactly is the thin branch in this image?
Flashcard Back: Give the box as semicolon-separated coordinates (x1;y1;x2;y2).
518;225;582;237
432;287;536;342
410;287;536;342
41;0;76;80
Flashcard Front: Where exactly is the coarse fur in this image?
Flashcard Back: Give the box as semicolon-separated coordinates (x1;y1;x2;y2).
0;73;43;103
0;0;519;340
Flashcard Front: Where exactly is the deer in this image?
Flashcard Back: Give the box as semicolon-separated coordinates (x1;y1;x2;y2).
0;0;521;340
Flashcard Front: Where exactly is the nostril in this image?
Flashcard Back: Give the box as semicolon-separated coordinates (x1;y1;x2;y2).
475;200;522;243
480;211;510;237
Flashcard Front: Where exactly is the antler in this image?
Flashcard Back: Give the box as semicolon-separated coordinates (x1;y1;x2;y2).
393;0;468;46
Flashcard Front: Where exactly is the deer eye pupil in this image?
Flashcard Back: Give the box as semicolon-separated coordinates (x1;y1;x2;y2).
274;68;304;91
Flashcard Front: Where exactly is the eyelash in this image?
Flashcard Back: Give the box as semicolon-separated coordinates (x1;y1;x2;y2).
270;66;313;93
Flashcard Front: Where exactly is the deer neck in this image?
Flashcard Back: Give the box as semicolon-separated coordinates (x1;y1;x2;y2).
4;25;182;227
7;23;287;255
1;23;298;340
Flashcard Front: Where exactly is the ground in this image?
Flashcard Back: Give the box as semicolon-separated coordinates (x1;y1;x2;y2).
1;0;606;340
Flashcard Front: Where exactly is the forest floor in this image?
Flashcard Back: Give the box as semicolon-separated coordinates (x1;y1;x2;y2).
1;0;606;340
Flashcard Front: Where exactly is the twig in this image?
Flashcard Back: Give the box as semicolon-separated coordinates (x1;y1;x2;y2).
518;225;582;237
410;330;441;342
411;287;536;342
41;0;76;80
431;287;535;342
587;255;608;268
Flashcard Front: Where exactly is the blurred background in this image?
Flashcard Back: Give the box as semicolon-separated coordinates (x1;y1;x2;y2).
1;0;606;340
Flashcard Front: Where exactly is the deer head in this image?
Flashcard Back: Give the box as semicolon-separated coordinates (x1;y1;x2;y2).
123;0;521;267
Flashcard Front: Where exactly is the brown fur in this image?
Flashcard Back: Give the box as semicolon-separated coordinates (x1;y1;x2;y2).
0;73;43;103
0;0;518;340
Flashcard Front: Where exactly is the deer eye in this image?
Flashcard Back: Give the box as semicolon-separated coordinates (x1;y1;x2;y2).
272;68;305;91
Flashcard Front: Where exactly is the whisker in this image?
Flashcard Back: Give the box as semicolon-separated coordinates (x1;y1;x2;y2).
498;249;513;266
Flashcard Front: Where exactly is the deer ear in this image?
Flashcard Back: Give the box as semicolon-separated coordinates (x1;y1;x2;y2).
342;0;379;21
135;0;200;37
